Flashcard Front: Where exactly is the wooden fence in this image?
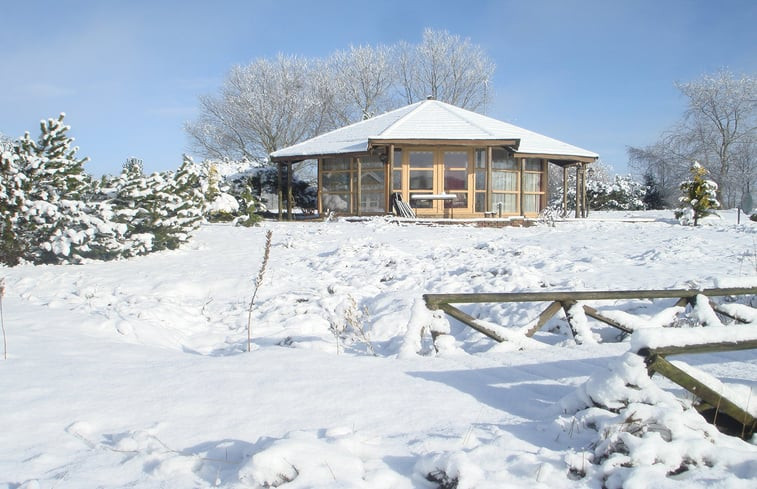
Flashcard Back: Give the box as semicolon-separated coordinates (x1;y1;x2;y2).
636;338;757;439
423;287;757;343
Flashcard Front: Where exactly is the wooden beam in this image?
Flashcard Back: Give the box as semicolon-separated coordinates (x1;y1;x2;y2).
525;300;563;337
644;353;756;438
369;138;520;148
637;339;757;358
562;165;568;214
422;287;757;306
711;303;753;323
582;304;634;334
436;303;506;343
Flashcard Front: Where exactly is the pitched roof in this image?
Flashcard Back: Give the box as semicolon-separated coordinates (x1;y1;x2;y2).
270;99;598;161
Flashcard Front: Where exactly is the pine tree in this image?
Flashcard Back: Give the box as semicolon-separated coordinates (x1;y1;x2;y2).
0;146;25;265
112;156;205;254
642;172;666;210
12;114;97;263
677;161;720;226
170;155;205;238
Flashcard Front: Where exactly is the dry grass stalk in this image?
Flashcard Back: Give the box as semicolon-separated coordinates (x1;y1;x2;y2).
247;230;272;352
344;296;376;356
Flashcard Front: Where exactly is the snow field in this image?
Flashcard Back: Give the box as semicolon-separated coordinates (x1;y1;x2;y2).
1;210;756;488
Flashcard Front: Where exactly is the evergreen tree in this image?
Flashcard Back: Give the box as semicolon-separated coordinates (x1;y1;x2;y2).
12;114;97;263
170;155;206;236
112;156;205;254
642;172;666;210
0;147;25;265
677;162;720;226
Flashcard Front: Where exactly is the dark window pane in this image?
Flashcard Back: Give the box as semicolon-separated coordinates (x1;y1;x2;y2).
475;192;486;212
525;158;543;171
409;151;433;168
409;170;433;189
475;170;486;190
444;151;467;167
393;149;402;169
445;170;467;191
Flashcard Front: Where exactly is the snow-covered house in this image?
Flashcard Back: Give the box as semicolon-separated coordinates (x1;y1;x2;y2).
270;99;598;219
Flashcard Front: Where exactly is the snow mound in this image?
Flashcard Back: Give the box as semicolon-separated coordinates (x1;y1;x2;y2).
557;352;757;488
238;429;404;488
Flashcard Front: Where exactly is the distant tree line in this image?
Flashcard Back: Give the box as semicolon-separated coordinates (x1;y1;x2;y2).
628;70;756;208
184;28;495;164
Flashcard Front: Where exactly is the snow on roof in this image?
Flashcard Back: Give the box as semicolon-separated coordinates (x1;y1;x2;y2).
270;99;599;161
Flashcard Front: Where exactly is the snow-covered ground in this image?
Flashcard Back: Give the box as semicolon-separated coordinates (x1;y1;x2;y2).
2;210;756;488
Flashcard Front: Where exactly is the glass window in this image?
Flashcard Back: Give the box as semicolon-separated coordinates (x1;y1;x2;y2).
322;193;350;212
524;172;542;192
392;171;402;191
475;149;486;168
525;158;543;171
475;192;486;212
322;172;351;192
492;171;517;191
443;151;467;167
393;148;402;169
523;194;540;214
409;151;433;168
445;170;467;190
322;157;351;171
492;193;518;213
492;148;517;170
410;170;433;189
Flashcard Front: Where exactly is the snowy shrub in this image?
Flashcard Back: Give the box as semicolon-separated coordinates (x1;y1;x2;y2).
558;352;757;488
555;174;646;211
676;162;720;226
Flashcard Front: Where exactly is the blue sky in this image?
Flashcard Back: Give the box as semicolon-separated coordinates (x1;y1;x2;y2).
1;0;755;176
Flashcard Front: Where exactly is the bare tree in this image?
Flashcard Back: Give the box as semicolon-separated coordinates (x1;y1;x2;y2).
628;70;756;207
185;30;497;164
675;70;756;206
185;55;327;162
396;29;495;111
328;44;399;123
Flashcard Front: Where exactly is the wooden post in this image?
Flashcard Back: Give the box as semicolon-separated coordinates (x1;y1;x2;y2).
581;164;588;218
277;162;283;221
356;157;362;217
286;161;294;221
574;165;581;218
486;147;493;213
387;144;394;211
520;158;526;217
562;165;568;214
